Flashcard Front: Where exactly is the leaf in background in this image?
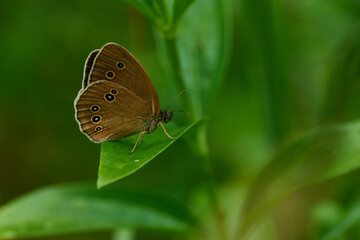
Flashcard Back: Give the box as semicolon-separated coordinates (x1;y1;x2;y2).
172;0;196;29
113;228;135;240
121;0;198;34
240;0;290;145
98;120;201;188
121;0;155;20
176;0;232;117
321;198;360;240
321;24;360;123
0;183;193;239
236;120;360;238
121;0;167;29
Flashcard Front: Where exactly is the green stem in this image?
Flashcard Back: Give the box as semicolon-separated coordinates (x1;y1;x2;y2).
162;32;227;240
163;36;185;90
163;34;194;118
243;0;289;147
197;125;227;240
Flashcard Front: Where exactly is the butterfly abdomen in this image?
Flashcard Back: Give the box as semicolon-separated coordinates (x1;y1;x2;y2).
144;118;159;133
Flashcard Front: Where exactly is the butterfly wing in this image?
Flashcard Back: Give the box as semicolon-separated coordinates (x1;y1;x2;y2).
88;43;160;115
82;49;99;89
74;80;148;142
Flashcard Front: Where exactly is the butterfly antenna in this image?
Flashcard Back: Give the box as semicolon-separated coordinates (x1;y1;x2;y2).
165;90;188;110
168;110;191;116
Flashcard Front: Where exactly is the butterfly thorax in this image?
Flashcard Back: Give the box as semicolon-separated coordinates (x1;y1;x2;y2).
144;110;173;133
144;118;158;133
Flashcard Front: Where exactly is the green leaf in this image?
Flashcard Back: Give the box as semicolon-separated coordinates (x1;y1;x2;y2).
112;228;135;240
172;0;196;29
240;0;290;145
122;0;197;34
321;198;360;240
98;121;201;188
320;23;360;123
177;0;232;117
121;0;155;19
0;182;193;239
121;0;169;32
237;120;360;238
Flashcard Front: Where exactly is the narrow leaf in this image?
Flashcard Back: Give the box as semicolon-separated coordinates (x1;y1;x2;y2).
121;0;154;20
177;0;232;117
121;0;168;30
113;228;135;240
0;183;193;239
237;120;360;238
98;121;201;188
321;198;360;240
172;0;196;29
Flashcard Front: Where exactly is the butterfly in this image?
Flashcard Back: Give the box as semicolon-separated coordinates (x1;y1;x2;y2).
74;43;187;153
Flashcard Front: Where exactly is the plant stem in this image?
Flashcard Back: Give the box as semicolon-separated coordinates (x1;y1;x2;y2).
162;33;227;240
162;34;194;118
242;0;289;147
197;124;227;240
163;35;185;90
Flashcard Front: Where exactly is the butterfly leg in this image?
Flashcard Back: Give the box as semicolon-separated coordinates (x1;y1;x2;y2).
130;131;147;154
141;133;144;143
159;122;176;140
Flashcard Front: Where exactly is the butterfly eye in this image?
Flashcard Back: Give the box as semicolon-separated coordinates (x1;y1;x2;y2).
110;89;118;95
95;126;103;132
104;93;115;102
106;71;115;79
90;105;100;112
116;62;125;69
91;115;102;124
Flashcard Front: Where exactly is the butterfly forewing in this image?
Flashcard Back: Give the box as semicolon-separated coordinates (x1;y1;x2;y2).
75;80;147;142
83;49;99;89
88;43;160;115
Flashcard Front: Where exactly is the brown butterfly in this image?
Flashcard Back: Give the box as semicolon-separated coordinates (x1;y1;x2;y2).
74;43;187;153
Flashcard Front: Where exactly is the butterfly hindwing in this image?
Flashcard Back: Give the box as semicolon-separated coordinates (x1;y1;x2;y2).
88;43;160;115
74;80;148;142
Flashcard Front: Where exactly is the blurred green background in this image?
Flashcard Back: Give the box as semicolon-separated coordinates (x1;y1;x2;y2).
1;0;360;239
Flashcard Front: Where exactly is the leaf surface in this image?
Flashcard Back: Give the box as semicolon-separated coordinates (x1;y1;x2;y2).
98;121;200;188
0;183;193;239
238;121;360;238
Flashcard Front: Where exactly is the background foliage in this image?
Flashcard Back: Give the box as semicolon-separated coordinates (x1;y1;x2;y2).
1;0;360;239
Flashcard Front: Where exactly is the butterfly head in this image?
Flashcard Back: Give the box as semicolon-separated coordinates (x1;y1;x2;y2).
160;110;173;123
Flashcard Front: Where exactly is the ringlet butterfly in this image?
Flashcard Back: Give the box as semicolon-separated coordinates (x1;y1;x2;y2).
74;43;188;153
